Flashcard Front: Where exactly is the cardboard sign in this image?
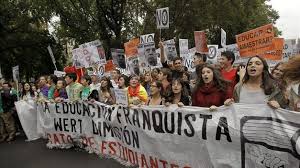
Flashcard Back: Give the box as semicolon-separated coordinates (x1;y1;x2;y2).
137;44;150;74
72;48;86;69
221;28;226;48
111;49;126;69
156;7;169;29
80;40;106;65
127;56;140;75
225;44;241;63
283;39;297;62
124;38;140;57
163;39;177;62
207;45;219;63
114;89;129;106
179;39;189;58
12;65;19;81
140;33;155;44
236;24;274;57
54;71;66;77
261;38;284;61
194;31;209;54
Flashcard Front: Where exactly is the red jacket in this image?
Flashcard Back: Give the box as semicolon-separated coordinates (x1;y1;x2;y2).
192;83;233;107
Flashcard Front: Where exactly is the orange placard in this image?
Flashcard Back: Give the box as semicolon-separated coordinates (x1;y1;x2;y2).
236;24;274;57
261;38;284;61
124;38;140;57
105;60;116;72
194;31;209;54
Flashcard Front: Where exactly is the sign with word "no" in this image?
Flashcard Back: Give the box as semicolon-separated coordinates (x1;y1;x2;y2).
156;7;169;29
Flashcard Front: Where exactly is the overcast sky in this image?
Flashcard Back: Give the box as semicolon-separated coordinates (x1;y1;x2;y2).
269;0;300;39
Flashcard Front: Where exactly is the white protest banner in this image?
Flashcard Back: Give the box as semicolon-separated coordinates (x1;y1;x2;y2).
221;28;227;48
140;33;155;44
15;100;40;141
179;39;189;58
72;48;87;69
47;46;57;70
207;45;218;63
111;49;126;69
82;40;106;65
156;7;169;29
113;89;128;106
163;39;177;62
54;70;66;77
12;65;19;81
16;101;300;168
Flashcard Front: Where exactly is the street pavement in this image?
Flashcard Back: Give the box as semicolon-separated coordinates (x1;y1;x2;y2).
0;135;127;168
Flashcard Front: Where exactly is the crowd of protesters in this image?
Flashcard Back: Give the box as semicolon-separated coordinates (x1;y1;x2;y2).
1;41;300;143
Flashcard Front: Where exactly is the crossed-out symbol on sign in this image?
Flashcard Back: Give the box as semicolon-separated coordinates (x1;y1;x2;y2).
208;46;217;59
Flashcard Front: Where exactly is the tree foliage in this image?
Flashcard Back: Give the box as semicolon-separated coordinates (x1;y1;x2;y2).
0;0;279;79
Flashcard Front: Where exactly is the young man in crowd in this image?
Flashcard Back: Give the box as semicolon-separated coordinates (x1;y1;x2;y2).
89;74;101;92
0;82;17;142
39;76;49;98
159;42;184;79
219;51;237;86
191;52;207;80
110;69;120;88
65;73;83;101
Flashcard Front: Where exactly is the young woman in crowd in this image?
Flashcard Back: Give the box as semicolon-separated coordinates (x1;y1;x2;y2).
147;81;164;105
80;75;91;101
272;62;285;80
151;68;160;81
118;74;129;89
21;82;35;100
226;56;287;109
166;79;191;107
47;74;58;100
192;64;232;110
283;55;300;111
97;76;115;105
52;78;68;102
142;71;152;96
127;75;148;106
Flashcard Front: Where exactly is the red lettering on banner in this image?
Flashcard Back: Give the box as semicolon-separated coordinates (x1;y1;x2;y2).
141;154;149;168
47;133;52;144
67;135;73;143
109;142;117;155
53;134;60;144
101;141;107;154
135;152;139;165
128;149;135;164
171;164;179;168
150;156;158;168
160;160;168;168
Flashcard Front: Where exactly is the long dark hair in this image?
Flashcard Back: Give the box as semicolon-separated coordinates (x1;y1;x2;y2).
194;63;230;92
21;82;35;97
118;74;129;88
166;78;190;104
243;56;275;95
100;76;113;92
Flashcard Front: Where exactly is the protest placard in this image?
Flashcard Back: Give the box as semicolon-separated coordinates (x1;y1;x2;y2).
104;60;115;73
54;70;66;77
127;56;140;75
140;33;155;44
194;31;209;54
163;39;177;62
156;7;169;29
137;44;150;74
113;89;129;106
12;65;19;81
236;24;274;57
207;45;219;63
261;38;284;61
72;48;87;69
111;49;126;69
221;28;226;48
81;40;106;65
124;38;140;58
179;39;189;58
47;46;57;70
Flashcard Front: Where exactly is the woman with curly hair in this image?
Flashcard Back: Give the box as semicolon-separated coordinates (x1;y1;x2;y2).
165;78;191;107
283;55;300;111
192;63;232;109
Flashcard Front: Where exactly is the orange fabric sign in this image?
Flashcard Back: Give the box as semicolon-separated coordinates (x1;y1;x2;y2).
124;38;140;57
236;24;274;57
194;31;209;54
105;60;116;72
261;38;284;61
